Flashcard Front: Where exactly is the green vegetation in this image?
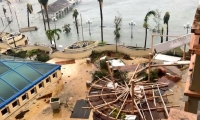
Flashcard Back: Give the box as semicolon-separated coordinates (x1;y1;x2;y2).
114;70;128;84
38;0;51;30
98;41;107;46
63;24;71;33
164;12;170;41
114;15;122;53
143;10;156;48
111;108;126;119
6;49;50;62
92;70;108;81
143;69;159;82
73;9;79;34
27;3;33;27
46;28;62;49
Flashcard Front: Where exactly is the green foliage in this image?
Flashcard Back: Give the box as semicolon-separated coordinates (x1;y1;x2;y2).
143;10;156;29
111;108;126;119
46;28;62;41
114;16;122;38
73;9;79;19
153;9;162;33
38;0;48;7
114;70;128;84
27;3;33;14
63;24;71;33
92;70;108;81
26;49;38;58
90;50;104;62
36;53;49;62
7;50;27;58
98;41;107;46
164;12;170;24
143;69;158;82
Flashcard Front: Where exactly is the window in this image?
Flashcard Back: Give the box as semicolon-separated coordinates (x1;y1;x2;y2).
12;100;19;108
1;107;9;116
38;82;44;89
22;94;28;101
46;78;50;83
30;88;36;94
53;73;57;78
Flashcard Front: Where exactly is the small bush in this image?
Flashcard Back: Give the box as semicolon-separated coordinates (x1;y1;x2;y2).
143;69;158;82
92;70;108;81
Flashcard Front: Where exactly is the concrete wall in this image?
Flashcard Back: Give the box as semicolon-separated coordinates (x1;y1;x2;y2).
22;45;51;52
50;45;151;59
0;70;62;120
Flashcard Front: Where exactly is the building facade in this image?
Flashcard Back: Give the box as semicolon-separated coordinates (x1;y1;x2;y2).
0;59;62;119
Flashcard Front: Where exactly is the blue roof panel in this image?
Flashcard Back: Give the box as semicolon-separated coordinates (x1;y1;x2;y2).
0;79;18;100
2;71;31;90
15;64;42;82
3;61;22;69
0;59;61;109
0;62;10;75
28;63;57;74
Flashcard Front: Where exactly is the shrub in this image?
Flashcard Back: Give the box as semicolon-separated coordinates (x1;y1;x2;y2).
92;70;108;81
143;69;158;82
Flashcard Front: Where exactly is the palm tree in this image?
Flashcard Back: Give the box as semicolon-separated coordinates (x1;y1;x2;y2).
73;9;79;34
63;24;71;33
164;12;170;41
114;16;122;52
46;28;61;49
98;0;103;42
143;10;156;48
27;3;33;27
40;4;46;31
38;0;50;30
161;27;164;43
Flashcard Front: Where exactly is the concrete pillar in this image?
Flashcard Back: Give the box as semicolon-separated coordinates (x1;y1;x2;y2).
188;97;199;114
190;55;200;91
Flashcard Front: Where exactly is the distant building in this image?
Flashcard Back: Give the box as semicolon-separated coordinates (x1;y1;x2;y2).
38;0;80;20
0;56;62;119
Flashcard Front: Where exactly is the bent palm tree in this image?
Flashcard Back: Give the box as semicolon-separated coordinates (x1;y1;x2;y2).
143;10;156;48
98;0;103;42
27;3;33;27
73;9;79;34
38;0;50;30
164;12;170;41
46;28;61;49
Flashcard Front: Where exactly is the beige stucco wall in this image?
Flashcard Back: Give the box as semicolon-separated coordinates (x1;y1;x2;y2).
0;70;62;120
22;45;51;52
50;45;151;59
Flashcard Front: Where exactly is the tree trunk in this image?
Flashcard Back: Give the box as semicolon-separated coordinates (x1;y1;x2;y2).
166;23;168;41
161;28;163;43
75;17;79;34
27;10;30;27
99;1;103;42
53;36;57;49
41;5;46;31
144;28;147;48
116;38;118;53
44;6;50;30
12;37;16;47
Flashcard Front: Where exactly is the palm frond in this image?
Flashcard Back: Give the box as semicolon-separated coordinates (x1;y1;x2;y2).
46;30;53;41
27;3;33;14
38;0;48;7
164;12;170;24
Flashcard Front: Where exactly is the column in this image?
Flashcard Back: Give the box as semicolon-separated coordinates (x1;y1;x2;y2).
190;55;200;91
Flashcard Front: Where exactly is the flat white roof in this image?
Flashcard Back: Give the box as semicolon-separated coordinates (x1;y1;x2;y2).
109;59;125;67
154;54;181;62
